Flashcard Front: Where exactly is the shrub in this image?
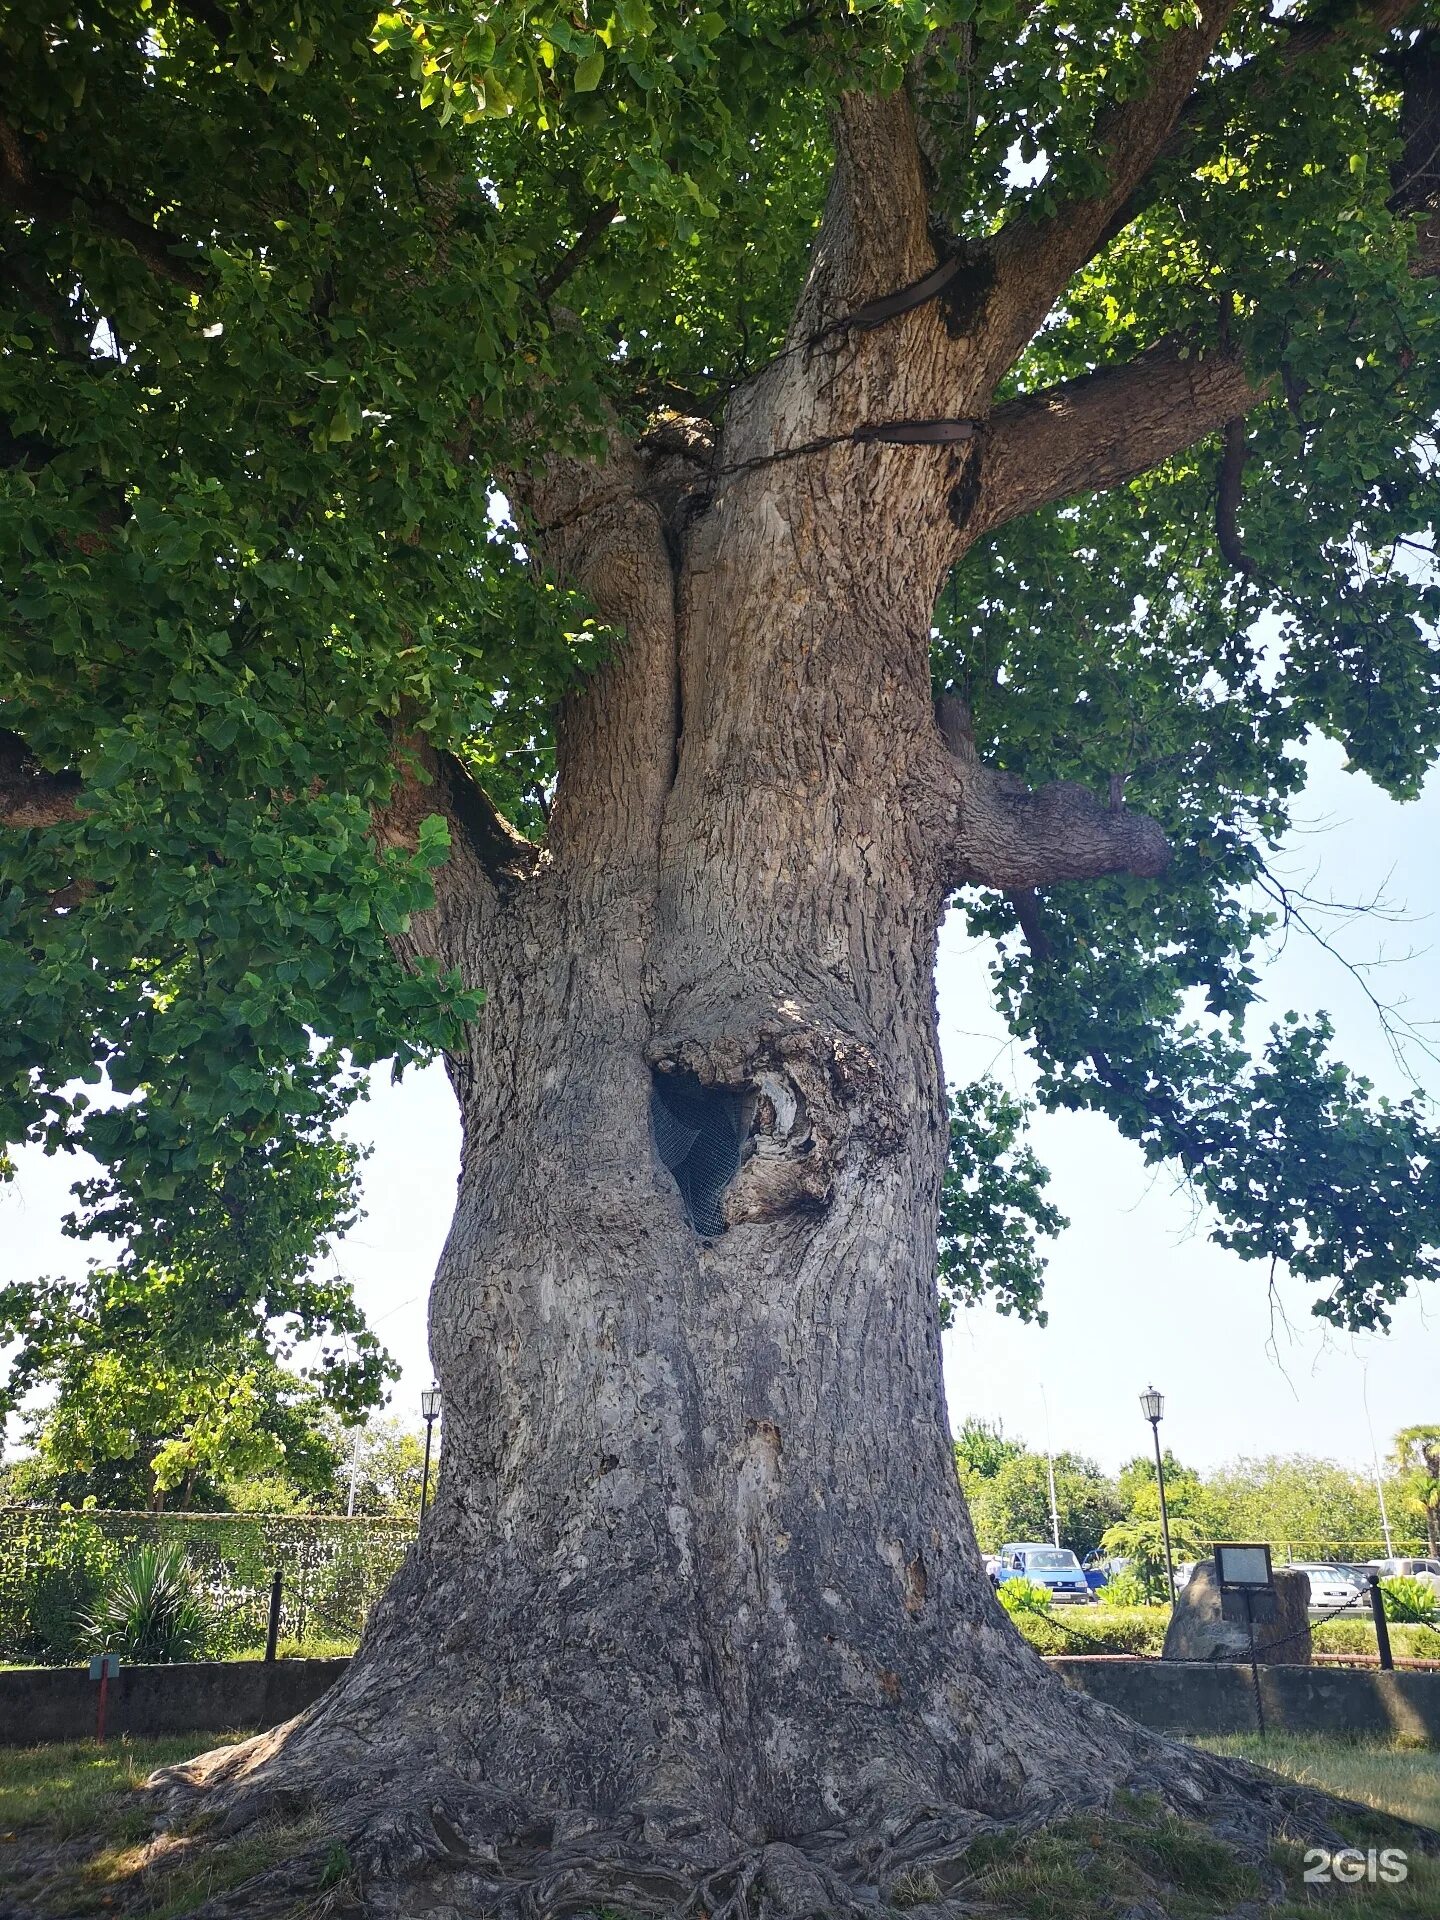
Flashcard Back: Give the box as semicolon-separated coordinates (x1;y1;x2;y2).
1012;1606;1169;1657
1380;1575;1438;1627
996;1577;1052;1616
81;1542;212;1662
22;1561;105;1664
1097;1570;1149;1609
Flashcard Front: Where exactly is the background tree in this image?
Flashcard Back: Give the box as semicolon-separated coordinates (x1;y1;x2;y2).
953;1414;1026;1484
965;1445;1124;1559
4;0;1439;1908
1101;1508;1206;1603
318;1413;435;1519
1203;1453;1394;1560
1392;1424;1440;1557
1;1289;350;1511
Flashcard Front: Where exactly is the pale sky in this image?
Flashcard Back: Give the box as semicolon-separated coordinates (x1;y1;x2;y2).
2;737;1435;1475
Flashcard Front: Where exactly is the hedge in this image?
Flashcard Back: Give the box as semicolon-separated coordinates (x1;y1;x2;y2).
0;1507;411;1664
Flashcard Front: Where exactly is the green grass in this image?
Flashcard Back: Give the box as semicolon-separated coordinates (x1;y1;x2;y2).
0;1732;325;1916
945;1796;1265;1918
1195;1733;1440;1833
1194;1734;1440;1920
219;1635;356;1662
2;1730;1435;1917
935;1784;1440;1920
2;1637;357;1671
0;1734;241;1843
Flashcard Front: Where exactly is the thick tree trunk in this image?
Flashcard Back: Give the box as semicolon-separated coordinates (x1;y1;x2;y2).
158;448;1333;1920
153;96;1364;1917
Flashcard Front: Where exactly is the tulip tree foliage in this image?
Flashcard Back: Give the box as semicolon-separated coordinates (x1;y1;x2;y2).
2;0;1440;1899
3;1;1436;1379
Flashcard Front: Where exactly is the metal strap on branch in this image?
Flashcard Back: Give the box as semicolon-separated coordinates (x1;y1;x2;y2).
808;254;968;348
852;417;981;445
713;415;982;483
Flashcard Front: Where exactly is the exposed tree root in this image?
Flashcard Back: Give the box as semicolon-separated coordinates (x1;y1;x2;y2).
146;1709;1437;1920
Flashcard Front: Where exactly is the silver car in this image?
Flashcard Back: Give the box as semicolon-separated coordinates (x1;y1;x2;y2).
1368;1557;1440;1597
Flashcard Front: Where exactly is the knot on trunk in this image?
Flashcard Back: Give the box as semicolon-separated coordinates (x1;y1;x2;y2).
648;1014;906;1234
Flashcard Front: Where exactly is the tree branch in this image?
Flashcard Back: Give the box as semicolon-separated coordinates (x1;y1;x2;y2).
788;89;938;340
0;729;83;830
0;116;206;293
373;732;535;978
934;697;1170;892
1089;0;1425;265
505;411;690;878
985;0;1241;363
964;336;1264;544
1391;27;1440;275
537;201;620;304
1216;416;1256;576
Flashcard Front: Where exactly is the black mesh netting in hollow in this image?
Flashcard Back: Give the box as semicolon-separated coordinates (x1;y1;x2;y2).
651;1068;746;1236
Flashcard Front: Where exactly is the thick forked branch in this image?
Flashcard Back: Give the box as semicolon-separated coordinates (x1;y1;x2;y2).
1392;27;1440;274
968;336;1263;542
0;729;83;830
985;0;1240;361
790;88;938;339
935;698;1170;892
1087;0;1423;263
506;415;688;876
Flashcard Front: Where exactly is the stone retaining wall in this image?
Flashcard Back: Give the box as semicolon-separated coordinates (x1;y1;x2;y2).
1050;1655;1440;1741
0;1659;347;1745
2;1655;1436;1747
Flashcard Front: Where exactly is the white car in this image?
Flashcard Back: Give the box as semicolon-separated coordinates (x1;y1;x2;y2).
1291;1563;1365;1612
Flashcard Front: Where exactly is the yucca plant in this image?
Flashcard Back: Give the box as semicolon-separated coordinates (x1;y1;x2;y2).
80;1541;211;1664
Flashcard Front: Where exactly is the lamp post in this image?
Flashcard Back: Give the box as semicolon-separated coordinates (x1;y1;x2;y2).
419;1386;441;1529
1140;1385;1176;1608
1039;1382;1061;1549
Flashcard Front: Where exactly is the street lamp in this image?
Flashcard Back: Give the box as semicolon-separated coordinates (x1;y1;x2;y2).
419;1386;441;1529
1140;1385;1177;1608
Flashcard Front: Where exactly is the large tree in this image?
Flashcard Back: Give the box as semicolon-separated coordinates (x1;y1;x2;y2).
3;0;1439;1910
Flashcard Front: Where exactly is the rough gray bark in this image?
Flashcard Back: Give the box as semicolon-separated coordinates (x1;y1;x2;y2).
146;58;1419;1920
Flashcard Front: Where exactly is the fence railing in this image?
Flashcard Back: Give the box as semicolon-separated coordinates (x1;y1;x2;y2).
0;1506;412;1665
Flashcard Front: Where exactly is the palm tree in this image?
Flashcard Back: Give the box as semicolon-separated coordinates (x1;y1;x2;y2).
1393;1427;1440;1559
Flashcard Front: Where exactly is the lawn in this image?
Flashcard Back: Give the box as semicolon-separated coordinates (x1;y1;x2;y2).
0;1729;1434;1917
0;1732;338;1918
1195;1732;1440;1833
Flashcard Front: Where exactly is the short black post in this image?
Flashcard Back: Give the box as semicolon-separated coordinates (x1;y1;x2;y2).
419;1415;434;1529
1243;1588;1265;1735
265;1569;284;1663
1368;1574;1394;1671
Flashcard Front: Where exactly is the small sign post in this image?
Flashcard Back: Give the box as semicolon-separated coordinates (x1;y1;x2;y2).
1214;1544;1275;1733
88;1653;120;1744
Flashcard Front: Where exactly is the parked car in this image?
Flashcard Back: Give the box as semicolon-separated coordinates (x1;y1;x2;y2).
1289;1563;1365;1613
993;1543;1095;1603
1367;1557;1440;1597
1081;1551;1130;1594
